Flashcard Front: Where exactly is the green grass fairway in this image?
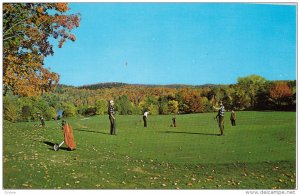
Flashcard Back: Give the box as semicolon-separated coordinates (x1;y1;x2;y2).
3;112;296;189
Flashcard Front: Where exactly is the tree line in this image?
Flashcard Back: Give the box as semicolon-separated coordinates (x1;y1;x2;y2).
3;75;296;122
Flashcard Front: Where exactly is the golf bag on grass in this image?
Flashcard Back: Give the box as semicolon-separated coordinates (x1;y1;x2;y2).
54;123;76;151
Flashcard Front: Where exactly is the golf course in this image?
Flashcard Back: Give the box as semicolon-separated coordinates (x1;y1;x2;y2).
3;111;296;189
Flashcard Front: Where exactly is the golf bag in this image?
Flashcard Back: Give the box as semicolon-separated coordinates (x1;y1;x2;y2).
54;123;76;151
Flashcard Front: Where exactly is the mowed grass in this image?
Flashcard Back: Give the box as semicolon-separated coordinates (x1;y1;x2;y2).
3;111;296;189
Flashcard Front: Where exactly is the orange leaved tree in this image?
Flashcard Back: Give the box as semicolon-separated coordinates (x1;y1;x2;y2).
3;3;80;96
269;82;293;108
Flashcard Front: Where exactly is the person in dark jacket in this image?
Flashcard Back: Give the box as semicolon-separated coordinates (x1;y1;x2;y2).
230;110;236;126
172;116;176;127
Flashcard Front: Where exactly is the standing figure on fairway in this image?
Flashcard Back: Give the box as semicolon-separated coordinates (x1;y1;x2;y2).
108;100;116;135
172;116;176;127
61;119;66;130
37;112;45;128
143;110;150;127
214;101;226;136
230;110;236;126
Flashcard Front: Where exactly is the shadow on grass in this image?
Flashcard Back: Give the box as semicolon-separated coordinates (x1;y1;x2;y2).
42;141;69;151
74;128;110;135
162;130;219;136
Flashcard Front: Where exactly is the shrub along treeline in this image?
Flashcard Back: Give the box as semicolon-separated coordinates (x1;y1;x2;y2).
3;75;296;122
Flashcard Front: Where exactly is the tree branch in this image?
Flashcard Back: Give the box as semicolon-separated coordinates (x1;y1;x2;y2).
3;17;31;37
3;32;26;41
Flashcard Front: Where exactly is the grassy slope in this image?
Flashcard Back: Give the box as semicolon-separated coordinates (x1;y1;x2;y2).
3;112;296;189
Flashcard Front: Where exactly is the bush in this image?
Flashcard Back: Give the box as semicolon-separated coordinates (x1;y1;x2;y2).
95;99;107;115
201;97;212;113
3;96;20;122
43;107;57;120
131;106;142;115
168;100;179;114
62;103;77;117
115;95;133;115
21;105;31;122
148;104;159;115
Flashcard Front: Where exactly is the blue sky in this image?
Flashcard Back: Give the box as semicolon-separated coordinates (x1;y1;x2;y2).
44;3;296;86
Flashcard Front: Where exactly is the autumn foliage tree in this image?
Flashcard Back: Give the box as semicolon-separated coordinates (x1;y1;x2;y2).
269;82;293;108
3;3;80;96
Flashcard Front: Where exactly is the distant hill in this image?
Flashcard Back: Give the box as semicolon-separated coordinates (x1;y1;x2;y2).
58;79;295;91
78;82;128;89
73;82;226;90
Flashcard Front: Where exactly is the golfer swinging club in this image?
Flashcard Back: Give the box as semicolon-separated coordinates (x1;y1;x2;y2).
213;100;226;136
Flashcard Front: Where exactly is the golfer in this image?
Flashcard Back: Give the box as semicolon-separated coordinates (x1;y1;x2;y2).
61;120;66;130
143;110;150;127
214;101;226;136
230;110;236;126
38;113;45;128
108;100;116;135
172;116;176;127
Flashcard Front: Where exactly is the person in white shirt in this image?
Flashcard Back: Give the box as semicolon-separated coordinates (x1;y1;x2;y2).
108;100;116;135
213;101;226;136
143;110;150;127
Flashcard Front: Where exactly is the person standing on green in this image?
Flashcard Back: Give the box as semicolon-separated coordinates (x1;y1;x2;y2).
214;101;226;136
230;110;236;126
108;100;116;135
172;116;176;127
37;112;45;128
143;110;150;127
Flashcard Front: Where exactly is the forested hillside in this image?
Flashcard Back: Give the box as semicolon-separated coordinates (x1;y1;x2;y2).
3;75;296;122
